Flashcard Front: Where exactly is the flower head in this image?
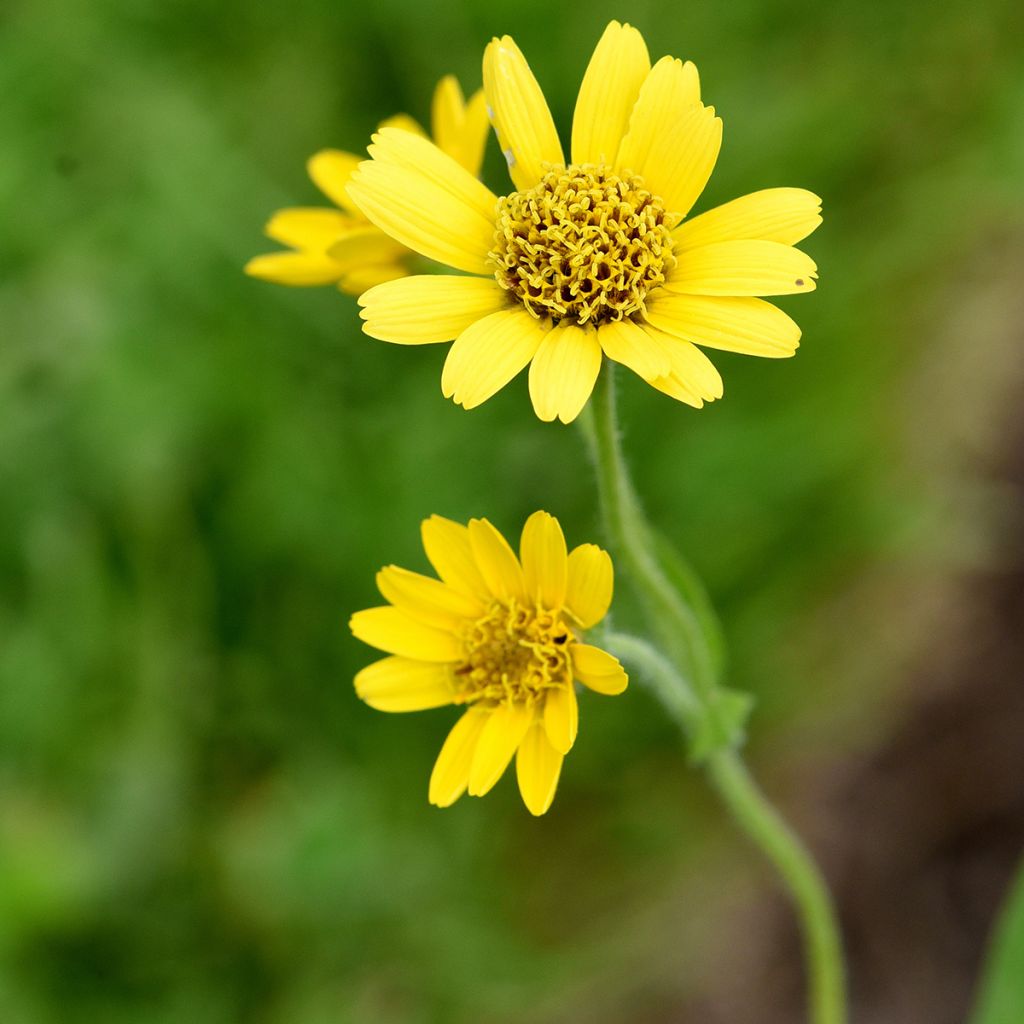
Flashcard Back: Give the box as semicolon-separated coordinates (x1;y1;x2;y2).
351;22;821;421
246;76;489;295
350;511;628;815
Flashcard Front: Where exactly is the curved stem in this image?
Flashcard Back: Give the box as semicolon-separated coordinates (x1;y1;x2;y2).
578;367;847;1024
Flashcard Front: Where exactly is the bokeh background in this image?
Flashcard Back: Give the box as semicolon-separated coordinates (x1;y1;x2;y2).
3;0;1023;1021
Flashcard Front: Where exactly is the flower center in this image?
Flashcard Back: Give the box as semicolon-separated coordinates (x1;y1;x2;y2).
453;600;573;706
489;164;676;327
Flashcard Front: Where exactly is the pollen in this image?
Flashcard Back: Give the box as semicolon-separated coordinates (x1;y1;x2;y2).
489;164;676;326
454;599;573;706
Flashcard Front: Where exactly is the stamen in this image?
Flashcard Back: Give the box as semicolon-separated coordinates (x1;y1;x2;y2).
490;165;675;326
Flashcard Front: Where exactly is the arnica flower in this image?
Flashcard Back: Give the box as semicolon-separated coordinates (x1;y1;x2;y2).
245;76;489;296
350;511;628;815
351;22;822;422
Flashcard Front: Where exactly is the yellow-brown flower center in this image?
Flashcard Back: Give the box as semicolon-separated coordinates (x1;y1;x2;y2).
453;600;572;706
489;164;676;327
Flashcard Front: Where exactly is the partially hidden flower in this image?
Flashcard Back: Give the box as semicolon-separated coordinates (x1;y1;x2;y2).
351;22;822;421
350;511;628;815
245;76;490;295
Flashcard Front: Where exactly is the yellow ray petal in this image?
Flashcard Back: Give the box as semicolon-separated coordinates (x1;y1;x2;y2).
326;226;409;268
645;292;802;358
337;264;408;294
570;643;629;695
432;78;491;176
348;128;498;275
350;606;462;662
519;511;568;610
468;518;526;604
429;706;490;807
421;515;491;601
543;684;578;755
516;720;564;816
468;701;534;796
527;323;603;424
667;240;818;296
637;104;722;223
376;565;485;630
640;324;724;407
307;149;363;215
442;308;549;409
377;113;426;137
244;252;341;287
674;188;823;249
615;56;701;178
597;318;670;381
483;35;565;191
571;21;650;166
564;544;613;629
264;207;352;249
354;656;456;712
359;275;508;345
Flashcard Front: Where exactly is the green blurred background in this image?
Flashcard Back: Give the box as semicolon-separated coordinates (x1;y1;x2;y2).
3;0;1023;1021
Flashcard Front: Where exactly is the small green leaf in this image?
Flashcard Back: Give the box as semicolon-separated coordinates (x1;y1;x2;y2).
970;854;1024;1024
688;688;755;762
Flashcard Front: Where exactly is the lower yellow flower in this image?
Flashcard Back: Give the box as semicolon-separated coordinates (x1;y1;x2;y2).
350;511;628;815
245;76;489;296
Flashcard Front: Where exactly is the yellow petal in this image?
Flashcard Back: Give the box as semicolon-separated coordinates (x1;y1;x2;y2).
644;293;801;358
642;325;724;408
667;240;818;296
468;701;534;796
348;128;498;275
637;104;722;223
244;252;341;287
442;309;548;409
376;565;485;630
431;78;491;176
615;56;701;178
327;226;408;268
421;516;491;601
543;684;578;755
429;706;490;807
674;188;823;249
516;720;564;816
527;323;603;424
264;207;352;249
564;544;613;629
349;606;462;662
483;35;565;191
519;510;568;609
570;643;629;695
354;656;455;712
467;518;526;604
337;264;408;294
307;149;363;215
571;21;650;165
359;275;508;345
597;318;670;381
377;113;427;137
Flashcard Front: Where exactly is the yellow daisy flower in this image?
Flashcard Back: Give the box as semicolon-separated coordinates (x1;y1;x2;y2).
350;21;822;421
245;76;490;296
350;511;628;815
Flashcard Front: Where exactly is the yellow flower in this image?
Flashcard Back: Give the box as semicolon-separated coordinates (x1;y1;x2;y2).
350;22;822;422
245;76;490;296
350;511;628;815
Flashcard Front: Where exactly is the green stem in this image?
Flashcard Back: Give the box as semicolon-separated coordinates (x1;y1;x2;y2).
578;367;847;1024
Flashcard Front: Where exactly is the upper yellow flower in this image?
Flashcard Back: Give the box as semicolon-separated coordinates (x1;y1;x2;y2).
350;22;821;422
245;76;490;296
350;511;628;815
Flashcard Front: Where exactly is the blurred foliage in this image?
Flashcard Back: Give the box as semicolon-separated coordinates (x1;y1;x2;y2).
2;0;1023;1021
971;857;1024;1024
